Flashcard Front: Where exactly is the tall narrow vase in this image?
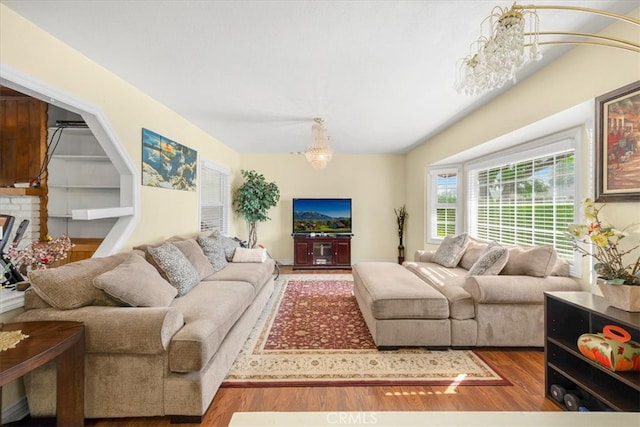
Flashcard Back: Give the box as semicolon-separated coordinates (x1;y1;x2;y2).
597;279;640;312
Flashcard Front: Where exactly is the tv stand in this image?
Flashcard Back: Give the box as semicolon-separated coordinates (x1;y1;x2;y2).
293;235;351;270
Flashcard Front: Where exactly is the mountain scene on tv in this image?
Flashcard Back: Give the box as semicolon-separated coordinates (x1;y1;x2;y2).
293;199;351;233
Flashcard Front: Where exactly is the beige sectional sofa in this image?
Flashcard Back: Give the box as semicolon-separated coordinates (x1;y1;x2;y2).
353;233;582;348
13;232;275;422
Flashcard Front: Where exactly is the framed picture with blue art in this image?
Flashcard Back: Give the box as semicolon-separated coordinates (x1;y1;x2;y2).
142;128;197;191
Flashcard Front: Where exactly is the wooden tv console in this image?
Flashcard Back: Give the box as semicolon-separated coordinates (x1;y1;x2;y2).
293;234;352;270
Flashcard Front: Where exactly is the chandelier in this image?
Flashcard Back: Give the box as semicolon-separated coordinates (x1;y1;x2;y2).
455;3;640;96
304;118;333;170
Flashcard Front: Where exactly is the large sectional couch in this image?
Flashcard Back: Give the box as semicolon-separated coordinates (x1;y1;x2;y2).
13;232;275;422
353;233;582;348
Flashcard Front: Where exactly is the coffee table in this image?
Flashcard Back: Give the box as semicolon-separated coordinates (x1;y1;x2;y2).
0;321;85;427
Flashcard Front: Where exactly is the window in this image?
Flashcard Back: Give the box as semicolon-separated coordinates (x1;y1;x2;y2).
466;128;581;274
199;160;230;235
427;167;461;243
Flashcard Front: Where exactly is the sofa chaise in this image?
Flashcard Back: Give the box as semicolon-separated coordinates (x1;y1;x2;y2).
12;231;274;422
353;233;582;348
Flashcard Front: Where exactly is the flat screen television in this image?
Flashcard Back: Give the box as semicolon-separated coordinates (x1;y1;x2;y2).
292;198;352;235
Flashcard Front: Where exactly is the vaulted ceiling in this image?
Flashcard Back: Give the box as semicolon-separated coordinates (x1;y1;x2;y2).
2;0;636;154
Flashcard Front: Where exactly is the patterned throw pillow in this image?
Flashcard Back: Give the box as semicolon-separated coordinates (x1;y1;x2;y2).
432;233;469;267
208;230;241;261
467;243;509;276
197;236;229;272
148;242;200;296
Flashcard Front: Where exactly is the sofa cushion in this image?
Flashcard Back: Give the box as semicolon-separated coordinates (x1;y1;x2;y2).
403;261;468;288
458;238;489;270
438;276;475;320
232;247;267;263
28;253;129;310
148;242;200;296
432;233;469;268
353;262;449;319
197;235;228;272
169;280;255;372
171;238;216;280
501;245;558;277
467;244;509;276
93;253;178;307
203;258;275;295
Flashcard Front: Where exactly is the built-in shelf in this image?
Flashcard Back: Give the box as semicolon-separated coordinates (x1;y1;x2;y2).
51;154;110;161
48;185;120;189
0;289;25;313
71;206;134;220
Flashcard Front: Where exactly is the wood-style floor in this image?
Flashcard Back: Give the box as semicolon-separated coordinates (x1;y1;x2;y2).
35;267;562;427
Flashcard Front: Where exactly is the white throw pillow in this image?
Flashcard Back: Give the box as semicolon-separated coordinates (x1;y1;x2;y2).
232;247;267;263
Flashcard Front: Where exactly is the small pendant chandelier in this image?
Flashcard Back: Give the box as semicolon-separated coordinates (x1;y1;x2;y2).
304;117;333;170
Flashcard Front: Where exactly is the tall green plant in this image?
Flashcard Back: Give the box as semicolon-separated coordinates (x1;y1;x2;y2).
233;170;280;248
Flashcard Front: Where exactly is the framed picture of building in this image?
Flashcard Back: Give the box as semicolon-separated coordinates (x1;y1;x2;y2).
595;80;640;202
142;128;197;191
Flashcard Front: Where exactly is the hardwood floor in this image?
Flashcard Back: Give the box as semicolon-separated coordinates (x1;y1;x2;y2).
31;268;561;427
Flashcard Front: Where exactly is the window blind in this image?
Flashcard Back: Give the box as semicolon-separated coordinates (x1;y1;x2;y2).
199;160;229;235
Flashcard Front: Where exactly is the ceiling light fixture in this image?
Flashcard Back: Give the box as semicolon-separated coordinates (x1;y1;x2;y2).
455;3;640;96
304;117;333;170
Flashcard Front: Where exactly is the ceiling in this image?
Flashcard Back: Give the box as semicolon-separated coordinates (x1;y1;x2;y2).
2;0;637;155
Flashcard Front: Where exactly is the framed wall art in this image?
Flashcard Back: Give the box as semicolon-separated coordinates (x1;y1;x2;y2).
142;128;197;191
594;80;640;202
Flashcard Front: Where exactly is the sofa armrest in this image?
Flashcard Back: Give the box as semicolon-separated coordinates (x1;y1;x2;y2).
414;250;436;262
15;306;184;354
463;275;581;304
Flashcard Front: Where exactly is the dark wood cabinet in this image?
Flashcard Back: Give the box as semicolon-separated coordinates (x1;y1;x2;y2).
293;235;351;270
544;291;640;412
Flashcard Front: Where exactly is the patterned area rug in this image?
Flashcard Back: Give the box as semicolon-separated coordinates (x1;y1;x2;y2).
222;274;509;387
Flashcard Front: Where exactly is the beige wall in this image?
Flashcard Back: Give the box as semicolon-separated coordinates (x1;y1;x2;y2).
0;4;242;249
239;154;406;263
405;8;640;290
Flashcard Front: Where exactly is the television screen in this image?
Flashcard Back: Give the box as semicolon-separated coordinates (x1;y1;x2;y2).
293;198;352;235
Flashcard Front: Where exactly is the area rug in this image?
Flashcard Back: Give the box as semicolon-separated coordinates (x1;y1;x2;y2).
222;274;509;387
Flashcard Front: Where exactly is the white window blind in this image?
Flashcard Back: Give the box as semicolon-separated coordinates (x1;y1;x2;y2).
199;160;230;235
466;130;580;274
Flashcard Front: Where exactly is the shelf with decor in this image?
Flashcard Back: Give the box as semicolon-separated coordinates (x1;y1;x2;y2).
544;291;640;412
46;127;131;239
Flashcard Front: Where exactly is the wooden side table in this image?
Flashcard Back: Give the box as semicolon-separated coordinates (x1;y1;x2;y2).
0;321;85;427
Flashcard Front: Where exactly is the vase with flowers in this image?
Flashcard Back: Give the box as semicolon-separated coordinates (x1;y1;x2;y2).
394;205;408;264
567;198;640;311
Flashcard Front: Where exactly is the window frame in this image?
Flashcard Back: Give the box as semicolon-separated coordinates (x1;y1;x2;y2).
427;165;463;244
198;159;230;235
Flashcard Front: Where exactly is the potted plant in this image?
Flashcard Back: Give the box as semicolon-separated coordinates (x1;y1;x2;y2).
567;198;640;311
394;205;408;264
233;169;280;249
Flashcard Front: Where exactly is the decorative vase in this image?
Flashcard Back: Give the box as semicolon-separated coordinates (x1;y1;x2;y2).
397;245;405;265
597;279;640;312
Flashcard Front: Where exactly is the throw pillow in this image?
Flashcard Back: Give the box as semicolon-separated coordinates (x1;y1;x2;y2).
28;253;129;310
467;243;509;276
458;237;489;270
207;230;241;261
432;233;469;268
171;238;216;280
197;235;229;272
148;242;200;296
232;247;267;263
93;253;178;307
501;245;558;277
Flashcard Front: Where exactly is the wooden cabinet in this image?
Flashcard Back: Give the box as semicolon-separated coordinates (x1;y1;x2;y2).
544;291;640;412
293;235;351;270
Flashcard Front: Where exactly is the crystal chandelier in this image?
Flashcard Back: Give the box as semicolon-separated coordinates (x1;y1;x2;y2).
455;3;640;96
304;118;333;170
